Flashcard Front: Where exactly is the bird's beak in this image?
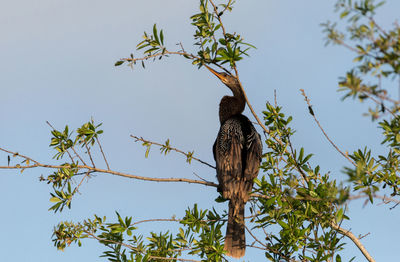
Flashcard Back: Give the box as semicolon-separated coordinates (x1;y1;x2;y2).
204;64;227;83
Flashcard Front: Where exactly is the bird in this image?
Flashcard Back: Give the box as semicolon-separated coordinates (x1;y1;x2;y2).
205;65;263;258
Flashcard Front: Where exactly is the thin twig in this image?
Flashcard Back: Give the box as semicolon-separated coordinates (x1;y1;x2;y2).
96;138;110;170
192;172;208;183
347;193;400;206
368;16;388;37
244;224;267;248
84;143;95;168
130;135;216;169
0;148;39;165
362;91;397;118
363;87;399;105
71;147;87;166
336;39;378;60
218;0;233;16
246;244;266;251
132;218;182;226
300;89;356;166
359;232;371;240
208;0;227;38
72;171;91;195
122;51;198;64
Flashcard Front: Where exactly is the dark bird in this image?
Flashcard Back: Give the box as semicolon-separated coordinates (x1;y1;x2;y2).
205;65;263;258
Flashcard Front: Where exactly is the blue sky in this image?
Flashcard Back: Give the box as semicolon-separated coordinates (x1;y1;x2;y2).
1;0;399;261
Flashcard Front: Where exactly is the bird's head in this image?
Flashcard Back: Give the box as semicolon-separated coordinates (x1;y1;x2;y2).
204;65;239;89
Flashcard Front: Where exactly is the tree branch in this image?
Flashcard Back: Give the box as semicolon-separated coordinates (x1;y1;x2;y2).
122;50;199;64
348;193;400;206
131;135;215;169
300;89;356;166
96;137;110;170
331;222;375;262
0;147;217;187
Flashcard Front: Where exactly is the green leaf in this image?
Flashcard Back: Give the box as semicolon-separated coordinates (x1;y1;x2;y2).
115;60;125;66
153;24;160;45
336;208;344;223
145;146;151;158
277;220;288;229
160;30;164;45
143;47;159;54
340;10;349;18
395;133;400;143
50;197;61;203
241;42;257;49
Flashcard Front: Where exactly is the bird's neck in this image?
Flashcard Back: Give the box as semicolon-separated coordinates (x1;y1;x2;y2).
219;93;246;124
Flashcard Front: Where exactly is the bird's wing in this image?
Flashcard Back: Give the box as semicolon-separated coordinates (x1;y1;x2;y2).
215;119;243;200
242;125;263;202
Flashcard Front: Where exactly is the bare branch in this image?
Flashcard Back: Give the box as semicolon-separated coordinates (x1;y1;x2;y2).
300;89;356;166
331;222;375;262
96;137;110;170
71;147;87;166
348;193;400;206
132;218;182;225
122;50;199;64
361;91;397;118
130;135;216;169
72;171;91;196
84;143;95;168
244;224;267;248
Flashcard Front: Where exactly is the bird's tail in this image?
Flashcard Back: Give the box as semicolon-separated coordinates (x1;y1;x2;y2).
224;200;245;258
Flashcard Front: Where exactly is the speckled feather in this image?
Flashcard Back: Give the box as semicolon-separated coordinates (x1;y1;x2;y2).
213;114;262;258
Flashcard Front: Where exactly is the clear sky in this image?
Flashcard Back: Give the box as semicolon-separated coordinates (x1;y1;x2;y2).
1;0;399;261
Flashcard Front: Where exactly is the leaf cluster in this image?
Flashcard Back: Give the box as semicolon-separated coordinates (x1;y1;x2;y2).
344;117;400;201
249;104;350;261
190;0;254;68
45;120;105;213
117;0;255;73
115;24;166;69
321;0;400;208
52;205;226;262
322;0;400;120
